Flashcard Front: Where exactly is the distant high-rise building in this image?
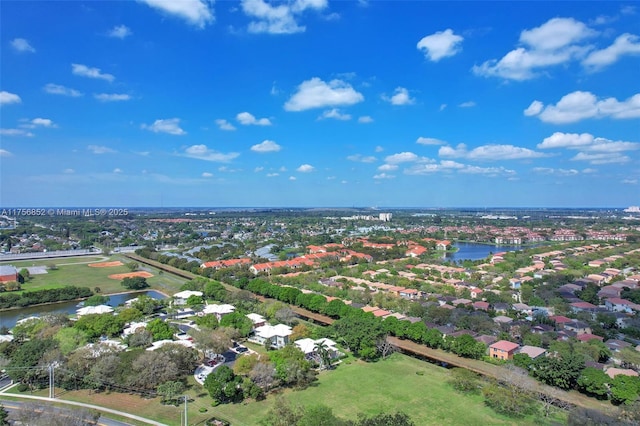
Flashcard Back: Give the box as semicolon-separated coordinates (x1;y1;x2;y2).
379;213;392;222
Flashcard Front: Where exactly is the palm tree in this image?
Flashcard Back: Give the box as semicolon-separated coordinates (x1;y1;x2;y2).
314;340;332;370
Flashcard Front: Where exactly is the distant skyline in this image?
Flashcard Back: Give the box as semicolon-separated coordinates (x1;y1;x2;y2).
1;1;639;208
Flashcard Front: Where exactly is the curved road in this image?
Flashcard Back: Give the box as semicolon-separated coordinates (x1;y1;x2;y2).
0;385;166;425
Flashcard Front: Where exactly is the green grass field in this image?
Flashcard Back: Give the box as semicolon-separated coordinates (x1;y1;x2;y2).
211;353;563;426
0;255;187;296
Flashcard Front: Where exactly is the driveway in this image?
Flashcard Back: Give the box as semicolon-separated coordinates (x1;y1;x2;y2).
194;349;238;385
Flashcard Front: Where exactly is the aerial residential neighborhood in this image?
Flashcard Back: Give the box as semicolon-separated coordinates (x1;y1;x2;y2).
0;207;638;425
2;0;640;424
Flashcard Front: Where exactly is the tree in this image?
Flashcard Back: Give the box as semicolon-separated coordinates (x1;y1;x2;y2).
127;329;153;348
250;362;277;390
353;411;415;426
531;353;585;390
157;380;185;404
121;277;149;290
298;405;346;426
314;340;333;370
261;395;303;426
233;354;259;376
83;294;109;306
194;314;219;330
219;312;253;337
448;368;481;394
610;375;640;405
203;365;243;404
0;404;8;426
189;328;232;358
576;367;610;399
145;319;175;341
54;327;88;355
125;262;139;272
331;315;385;360
619;347;640;369
451;334;485;359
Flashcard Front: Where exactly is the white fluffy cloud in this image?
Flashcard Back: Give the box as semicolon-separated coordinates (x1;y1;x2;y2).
583;33;640;70
571;152;630;164
284;77;364;111
241;0;327;34
43;83;82;97
202;172;214;178
236;111;272;126
538;132;639;152
297;164;315;172
384;152;419;164
373;173;395;179
0;149;13;157
358;116;373;123
417;29;463;61
405;161;515;177
11;38;35;53
183;144;240;162
532;167;580;176
0;129;33;137
439;143;545;160
87;145;116;154
251;140;282;153
377;164;398;171
94;93;131;102
215;119;236;131
72;64;115;82
525;91;640;123
0;91;21;105
140;0;214;28
319;108;351;120
142;118;186;135
108;25;132;39
347;154;376;163
459;101;476;108
384;87;415;105
473;17;596;80
538;132;638;165
20;118;56;128
416;137;446;145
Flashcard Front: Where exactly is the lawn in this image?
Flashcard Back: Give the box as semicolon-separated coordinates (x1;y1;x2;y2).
1;255;187;296
5;353;566;426
212;353;562;425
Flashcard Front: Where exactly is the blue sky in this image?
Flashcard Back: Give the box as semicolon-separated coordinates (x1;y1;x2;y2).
1;1;639;208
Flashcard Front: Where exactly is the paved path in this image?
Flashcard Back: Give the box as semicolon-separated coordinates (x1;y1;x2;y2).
0;384;166;425
0;399;133;426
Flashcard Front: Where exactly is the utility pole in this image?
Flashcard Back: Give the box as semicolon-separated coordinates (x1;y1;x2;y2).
183;395;188;426
48;364;55;399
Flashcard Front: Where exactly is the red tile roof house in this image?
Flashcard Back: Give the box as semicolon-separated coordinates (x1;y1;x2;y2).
576;333;604;343
605;298;640;314
549;315;572;329
489;340;520;361
570;301;598;314
0;265;18;283
518;345;547;359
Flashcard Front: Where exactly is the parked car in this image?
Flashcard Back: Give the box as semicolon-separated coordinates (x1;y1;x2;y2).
236;346;248;353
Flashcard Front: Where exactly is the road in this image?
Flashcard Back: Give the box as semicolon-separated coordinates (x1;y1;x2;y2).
0;384;166;425
0;399;135;426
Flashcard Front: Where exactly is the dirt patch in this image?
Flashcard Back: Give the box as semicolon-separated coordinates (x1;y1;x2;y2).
108;271;154;280
88;261;124;268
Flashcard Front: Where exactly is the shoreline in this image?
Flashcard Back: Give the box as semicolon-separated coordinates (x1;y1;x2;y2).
0;287;170;313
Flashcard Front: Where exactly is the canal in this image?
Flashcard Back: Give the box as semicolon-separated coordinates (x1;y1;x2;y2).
0;290;167;329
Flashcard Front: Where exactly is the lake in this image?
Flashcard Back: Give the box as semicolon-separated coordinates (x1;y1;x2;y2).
0;290;167;330
445;242;527;262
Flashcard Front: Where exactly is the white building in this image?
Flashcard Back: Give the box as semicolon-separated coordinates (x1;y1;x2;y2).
201;303;236;320
249;323;292;349
173;290;203;305
246;313;267;328
379;213;392;222
294;337;341;360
